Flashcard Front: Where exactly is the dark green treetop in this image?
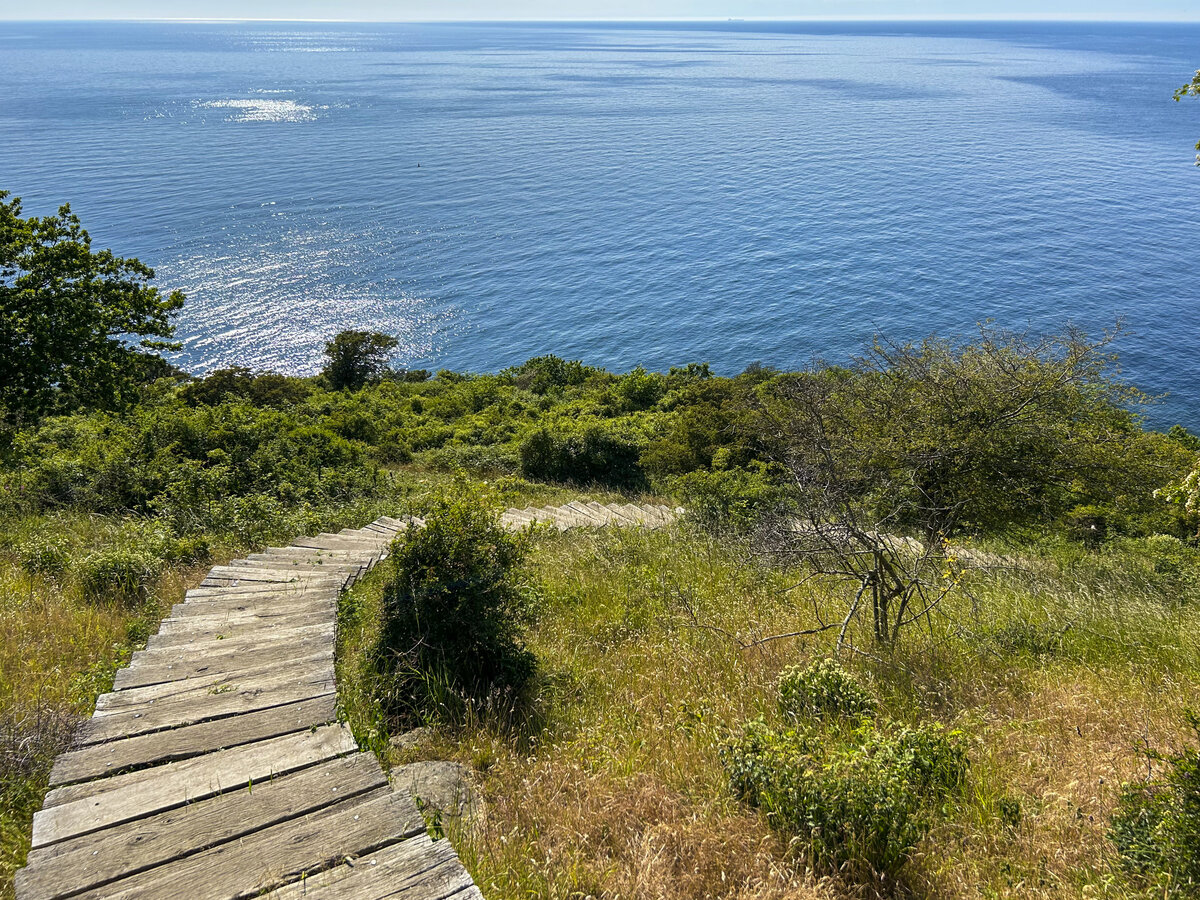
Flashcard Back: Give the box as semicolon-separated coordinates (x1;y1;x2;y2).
320;329;398;391
0;191;184;428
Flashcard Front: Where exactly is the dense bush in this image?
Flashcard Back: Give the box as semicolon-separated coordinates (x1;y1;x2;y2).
376;487;537;722
179;367;311;408
723;718;967;883
669;464;780;532
723;657;966;886
1111;712;1200;896
518;421;644;489
75;548;162;601
778;658;877;723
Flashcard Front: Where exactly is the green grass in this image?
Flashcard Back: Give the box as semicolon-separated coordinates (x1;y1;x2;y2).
351;522;1200;900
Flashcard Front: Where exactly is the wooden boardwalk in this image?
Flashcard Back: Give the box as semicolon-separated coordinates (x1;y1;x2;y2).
16;502;677;900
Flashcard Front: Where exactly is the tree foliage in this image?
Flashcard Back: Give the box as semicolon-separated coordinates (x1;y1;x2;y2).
749;325;1184;643
320;329;398;391
0;192;184;429
1176;70;1200;164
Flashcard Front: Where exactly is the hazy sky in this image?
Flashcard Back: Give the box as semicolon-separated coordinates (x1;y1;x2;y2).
2;0;1199;21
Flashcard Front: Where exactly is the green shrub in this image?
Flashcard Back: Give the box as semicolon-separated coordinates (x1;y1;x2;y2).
1111;711;1200;896
518;421;644;489
505;355;594;394
1065;504;1121;546
376;487;537;722
778;658;877;724
17;539;70;579
76;548;162;601
669;465;779;533
179;367;311;407
722;719;967;882
424;445;519;476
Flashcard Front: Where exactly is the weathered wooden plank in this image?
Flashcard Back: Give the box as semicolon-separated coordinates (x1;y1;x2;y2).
243;554;366;573
144;620;334;652
76;679;335;746
229;557;364;576
48;696;337;787
155;602;334;634
70;789;423;900
252;545;366;559
143;611;333;649
115;637;332;690
291;536;388;552
263;835;478;900
185;581;341;598
597;502;639;524
33;725;357;847
96;655;332;713
90;662;333;724
163;594;335;622
377;515;422;529
361;523;397;536
20;753;387;900
564;501;607;522
202;567;348;588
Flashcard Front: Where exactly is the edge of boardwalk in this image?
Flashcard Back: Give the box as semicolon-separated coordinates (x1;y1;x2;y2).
15;501;678;900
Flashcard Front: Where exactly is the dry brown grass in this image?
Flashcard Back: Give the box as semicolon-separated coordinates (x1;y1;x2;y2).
0;527;211;897
385;526;1200;900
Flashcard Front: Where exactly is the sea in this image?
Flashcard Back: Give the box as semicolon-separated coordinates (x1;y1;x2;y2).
1;20;1198;427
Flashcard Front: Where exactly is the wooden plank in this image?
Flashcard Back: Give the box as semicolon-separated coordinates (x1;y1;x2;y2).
32;725;357;847
564;501;606;522
292;536;387;552
164;594;335;621
244;553;366;571
145;620;333;652
203;566;345;582
264;835;478;900
598;502;639;524
229;558;363;576
252;546;366;559
70;790;422;900
143;611;333;649
377;515;421;529
20;754;387;900
96;655;332;713
185;581;341;598
89;662;333;723
76;679;335;746
115;637;332;690
126;623;331;665
361;523;397;536
48;696;337;787
202;567;348;587
155;602;334;634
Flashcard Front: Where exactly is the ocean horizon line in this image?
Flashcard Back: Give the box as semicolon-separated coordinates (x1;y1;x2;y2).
5;15;1200;23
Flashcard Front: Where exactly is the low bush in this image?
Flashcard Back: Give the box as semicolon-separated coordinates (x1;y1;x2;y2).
668;464;780;533
376;486;537;723
778;658;877;723
722;718;967;884
17;539;70;579
75;548;162;601
1111;711;1200;896
518;421;644;489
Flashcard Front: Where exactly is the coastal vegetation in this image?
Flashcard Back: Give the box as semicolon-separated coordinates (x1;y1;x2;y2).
3;195;1200;898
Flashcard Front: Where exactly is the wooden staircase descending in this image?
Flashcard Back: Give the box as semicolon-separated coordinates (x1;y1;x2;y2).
15;502;677;900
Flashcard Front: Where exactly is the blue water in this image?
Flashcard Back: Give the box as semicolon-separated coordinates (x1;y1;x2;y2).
2;20;1199;426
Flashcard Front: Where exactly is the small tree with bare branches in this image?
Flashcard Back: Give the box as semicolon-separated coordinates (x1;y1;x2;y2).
748;324;1152;646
